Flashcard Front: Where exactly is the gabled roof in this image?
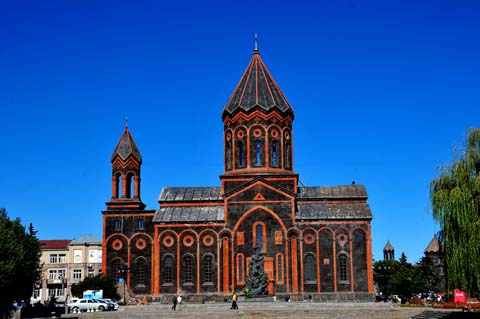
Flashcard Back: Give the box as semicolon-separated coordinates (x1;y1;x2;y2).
40;240;71;250
384;240;394;252
222;49;293;120
111;124;142;162
424;235;440;253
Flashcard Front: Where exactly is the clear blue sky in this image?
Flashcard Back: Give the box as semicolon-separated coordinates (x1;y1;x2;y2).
1;0;479;263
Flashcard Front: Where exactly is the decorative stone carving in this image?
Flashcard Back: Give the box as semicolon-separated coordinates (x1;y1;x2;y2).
246;244;269;295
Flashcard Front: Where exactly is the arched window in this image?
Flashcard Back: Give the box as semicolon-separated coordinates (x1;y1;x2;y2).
237;254;244;284
255;141;261;166
164;256;174;284
226;142;232;170
135;259;146;286
305;254;316;282
255;224;264;251
203;255;213;284
338;254;348;282
183;255;193;284
138;219;144;230
238;141;245;167
126;174;134;198
284;141;291;169
271;141;278;166
115;173;121;198
111;259;123;283
114;219;121;231
276;253;284;284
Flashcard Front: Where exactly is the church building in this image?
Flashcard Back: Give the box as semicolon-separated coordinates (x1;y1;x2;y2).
102;46;374;301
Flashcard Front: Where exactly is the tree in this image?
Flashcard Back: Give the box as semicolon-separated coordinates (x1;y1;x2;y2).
0;208;41;317
70;274;120;300
374;253;427;301
430;128;480;293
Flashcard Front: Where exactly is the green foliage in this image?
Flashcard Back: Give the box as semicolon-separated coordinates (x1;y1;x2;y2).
417;256;443;292
430;128;480;292
374;254;430;299
0;208;41;314
70;274;120;300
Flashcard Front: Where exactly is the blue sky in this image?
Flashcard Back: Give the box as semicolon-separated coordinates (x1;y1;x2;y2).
1;0;479;263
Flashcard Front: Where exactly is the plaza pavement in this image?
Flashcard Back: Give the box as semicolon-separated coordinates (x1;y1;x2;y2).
61;302;462;319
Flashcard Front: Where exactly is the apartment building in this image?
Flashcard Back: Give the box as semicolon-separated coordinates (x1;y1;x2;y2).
34;235;102;303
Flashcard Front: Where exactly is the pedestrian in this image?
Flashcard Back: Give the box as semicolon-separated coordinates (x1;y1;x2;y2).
231;292;238;310
171;295;177;311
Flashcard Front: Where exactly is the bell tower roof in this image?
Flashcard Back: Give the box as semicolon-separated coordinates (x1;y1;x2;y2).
111;123;142;163
222;48;293;120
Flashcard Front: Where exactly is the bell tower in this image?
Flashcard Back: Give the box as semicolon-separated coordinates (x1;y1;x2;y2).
220;45;297;194
106;122;146;210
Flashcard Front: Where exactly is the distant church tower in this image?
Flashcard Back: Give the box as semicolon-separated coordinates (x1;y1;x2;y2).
383;241;395;260
106;123;146;210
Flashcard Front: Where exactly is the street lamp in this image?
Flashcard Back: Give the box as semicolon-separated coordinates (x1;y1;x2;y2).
118;265;130;305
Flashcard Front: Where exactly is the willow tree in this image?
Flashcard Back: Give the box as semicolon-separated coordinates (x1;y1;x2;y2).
430;128;480;293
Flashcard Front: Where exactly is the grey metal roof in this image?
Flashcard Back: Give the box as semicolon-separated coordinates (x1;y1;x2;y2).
296;203;372;220
297;185;368;200
222;50;293;120
69;234;102;246
158;187;222;202
153;206;224;223
111;125;142;162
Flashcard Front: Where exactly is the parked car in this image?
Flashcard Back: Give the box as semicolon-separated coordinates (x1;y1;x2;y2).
67;298;108;312
21;301;64;318
98;298;119;310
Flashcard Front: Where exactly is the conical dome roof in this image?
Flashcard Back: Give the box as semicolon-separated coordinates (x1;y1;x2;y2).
424;235;440;253
111;124;142;163
383;240;394;252
222;48;293;120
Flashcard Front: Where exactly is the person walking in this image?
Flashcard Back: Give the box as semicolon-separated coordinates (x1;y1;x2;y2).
231;292;238;310
171;295;177;311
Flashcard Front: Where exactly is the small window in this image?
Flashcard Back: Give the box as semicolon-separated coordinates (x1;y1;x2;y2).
73;269;82;280
138;219;144;230
49;254;58;264
114;219;121;231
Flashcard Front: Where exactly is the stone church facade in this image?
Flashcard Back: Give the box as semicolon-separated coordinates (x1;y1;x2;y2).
102;47;374;300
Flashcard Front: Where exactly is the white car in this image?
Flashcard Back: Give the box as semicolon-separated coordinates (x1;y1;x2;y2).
67;298;108;312
99;298;119;310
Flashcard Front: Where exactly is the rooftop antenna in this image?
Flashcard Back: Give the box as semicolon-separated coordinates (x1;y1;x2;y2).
254;33;258;53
